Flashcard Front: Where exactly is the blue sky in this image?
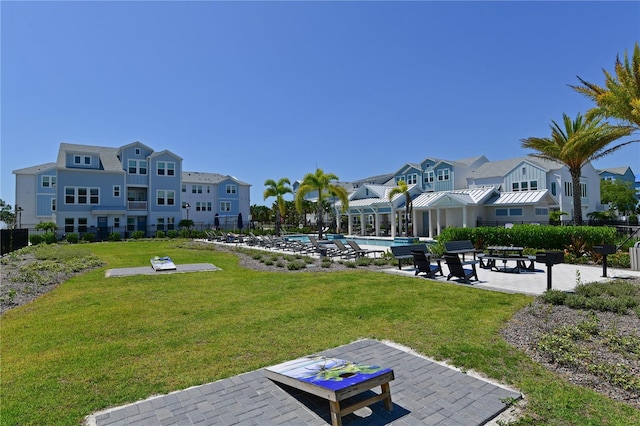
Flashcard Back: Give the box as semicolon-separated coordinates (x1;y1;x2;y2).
2;1;639;209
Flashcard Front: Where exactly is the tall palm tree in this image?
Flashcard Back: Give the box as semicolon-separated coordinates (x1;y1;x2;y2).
572;42;640;129
295;169;349;240
521;113;633;225
389;180;413;236
263;178;292;236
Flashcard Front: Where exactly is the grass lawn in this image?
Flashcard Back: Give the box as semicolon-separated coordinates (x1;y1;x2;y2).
2;240;639;425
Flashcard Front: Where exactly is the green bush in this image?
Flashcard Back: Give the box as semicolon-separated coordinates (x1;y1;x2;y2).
82;233;95;243
541;289;568;305
66;233;79;244
29;234;44;245
167;230;178;238
108;232;122;242
43;233;57;244
131;231;145;240
287;260;307;270
155;231;165;239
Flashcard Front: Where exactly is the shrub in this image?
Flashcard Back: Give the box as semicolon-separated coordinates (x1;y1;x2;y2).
287;260;307;270
29;234;44;245
321;259;333;268
108;232;122;242
82;233;95;243
66;233;79;244
131;231;145;240
167;230;178;238
541;289;568;305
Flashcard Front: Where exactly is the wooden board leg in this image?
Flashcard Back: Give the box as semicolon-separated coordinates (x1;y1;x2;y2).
381;383;393;411
329;400;342;426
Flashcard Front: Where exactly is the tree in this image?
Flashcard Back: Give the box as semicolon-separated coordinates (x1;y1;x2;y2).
389;180;413;236
263;178;292;236
179;219;194;229
600;179;638;216
250;204;271;225
35;221;57;233
521;113;633;225
572;43;640;129
295;169;349;240
0;199;15;228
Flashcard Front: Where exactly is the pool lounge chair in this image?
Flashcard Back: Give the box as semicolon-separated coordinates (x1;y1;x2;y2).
347;240;385;258
333;240;358;259
411;250;443;279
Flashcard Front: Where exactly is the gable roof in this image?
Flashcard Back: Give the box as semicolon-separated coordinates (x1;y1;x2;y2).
484;190;558;206
412;187;498;208
470;156;564;179
182;171;250;186
12;162;57;175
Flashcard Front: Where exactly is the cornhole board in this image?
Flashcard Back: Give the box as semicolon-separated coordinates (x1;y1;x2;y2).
264;356;394;426
150;256;177;271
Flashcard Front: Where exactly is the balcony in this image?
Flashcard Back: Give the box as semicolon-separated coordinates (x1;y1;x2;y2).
128;201;148;211
92;205;127;215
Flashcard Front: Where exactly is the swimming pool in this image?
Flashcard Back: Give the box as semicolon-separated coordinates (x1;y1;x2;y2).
284;235;430;247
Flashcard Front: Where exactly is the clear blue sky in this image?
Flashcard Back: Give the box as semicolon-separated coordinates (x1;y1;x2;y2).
2;1;639;209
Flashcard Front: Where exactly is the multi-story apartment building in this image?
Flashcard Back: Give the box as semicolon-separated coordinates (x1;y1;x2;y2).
13;142;250;239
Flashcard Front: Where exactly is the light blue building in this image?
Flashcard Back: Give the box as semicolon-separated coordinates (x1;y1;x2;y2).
13;142;250;239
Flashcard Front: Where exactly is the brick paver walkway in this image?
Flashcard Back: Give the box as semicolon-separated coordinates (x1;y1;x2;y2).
86;339;519;426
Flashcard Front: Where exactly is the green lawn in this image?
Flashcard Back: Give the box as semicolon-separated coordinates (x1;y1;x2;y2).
2;240;639;425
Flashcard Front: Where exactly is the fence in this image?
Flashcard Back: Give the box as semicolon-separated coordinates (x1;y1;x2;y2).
1;229;29;256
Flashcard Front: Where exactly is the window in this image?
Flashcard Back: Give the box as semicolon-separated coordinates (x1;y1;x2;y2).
530;180;538;190
113;185;121;197
196;202;202;212
74;155;90;165
406;174;417;185
437;169;450;181
51;198;56;211
127;217;135;231
114;218;120;228
167;217;175;230
424;171;434;183
207;186;210;194
581;183;587;198
496;209;508;216
206;202;212;211
522;167;526;175
78;188;87;204
156;190;175;206
182;184;186;193
135;148;140;155
512;182;520;191
192;185;197;194
74;156;81;164
157;161;175;176
196;185;203;194
521;181;528;191
42;176;56;188
128;160;147;175
564;182;573;196
221;201;231;212
157;217;165;231
90;188;99;204
535;207;548;216
509;208;523;216
395;176;404;184
551;182;557;196
84;157;91;165
78;218;88;233
226;184;237;194
65;218;74;233
65;187;75;204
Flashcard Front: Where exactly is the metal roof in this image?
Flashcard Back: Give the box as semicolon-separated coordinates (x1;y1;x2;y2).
485;190;554;206
412;187;497;208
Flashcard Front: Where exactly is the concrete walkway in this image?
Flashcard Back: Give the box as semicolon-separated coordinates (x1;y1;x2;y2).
86;339;520;426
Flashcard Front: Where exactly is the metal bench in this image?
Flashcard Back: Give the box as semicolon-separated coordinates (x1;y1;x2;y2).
390;243;429;270
443;240;483;261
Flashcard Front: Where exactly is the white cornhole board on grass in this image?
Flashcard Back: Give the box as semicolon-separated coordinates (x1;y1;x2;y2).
150;256;177;271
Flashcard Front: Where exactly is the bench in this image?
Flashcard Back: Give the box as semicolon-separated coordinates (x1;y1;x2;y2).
390;243;429;270
443;240;483;261
483;255;536;273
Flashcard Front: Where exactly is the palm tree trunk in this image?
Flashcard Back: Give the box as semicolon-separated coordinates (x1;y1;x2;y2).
571;170;583;225
317;204;324;240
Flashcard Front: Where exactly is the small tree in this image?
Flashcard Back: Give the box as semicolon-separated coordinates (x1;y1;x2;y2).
263;178;293;236
600;179;638;216
0;199;16;228
179;219;194;229
35;221;57;233
389;180;413;236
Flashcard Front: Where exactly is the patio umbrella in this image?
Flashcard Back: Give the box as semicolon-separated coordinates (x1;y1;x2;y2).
214;213;220;230
237;213;244;233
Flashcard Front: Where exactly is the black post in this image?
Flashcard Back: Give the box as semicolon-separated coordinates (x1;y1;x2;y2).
547;264;553;291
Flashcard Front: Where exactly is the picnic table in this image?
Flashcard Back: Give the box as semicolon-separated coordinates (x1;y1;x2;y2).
483;246;535;273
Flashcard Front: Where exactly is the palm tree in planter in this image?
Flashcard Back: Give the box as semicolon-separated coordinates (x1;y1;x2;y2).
521;113;633;225
295;169;349;240
389;180;413;236
263;177;293;236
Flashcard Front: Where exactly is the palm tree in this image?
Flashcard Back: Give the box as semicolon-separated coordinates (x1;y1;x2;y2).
572;43;640;129
389;180;413;236
263;178;292;236
521;113;633;225
295;169;349;240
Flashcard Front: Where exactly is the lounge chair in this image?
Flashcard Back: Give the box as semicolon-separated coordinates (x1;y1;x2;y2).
443;253;479;284
308;236;341;258
333;240;358;259
347;240;385;258
411;251;442;279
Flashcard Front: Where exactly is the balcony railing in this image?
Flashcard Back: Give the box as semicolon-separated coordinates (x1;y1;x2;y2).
128;201;148;210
